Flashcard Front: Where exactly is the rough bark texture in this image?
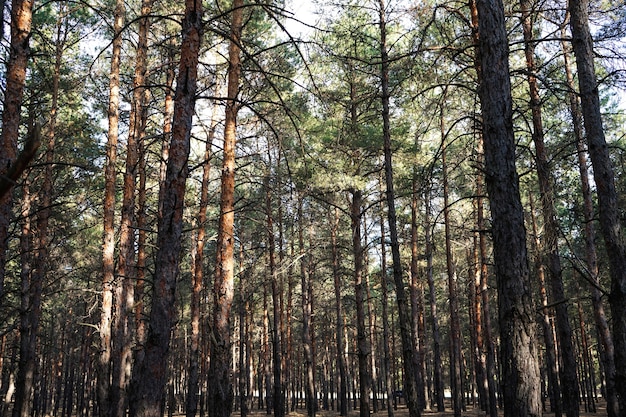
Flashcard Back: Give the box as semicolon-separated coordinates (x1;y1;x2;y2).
475;0;542;416
208;3;242;415
128;0;202;414
332;207;348;417
521;3;579;415
566;5;621;415
98;0;124;413
0;0;33;328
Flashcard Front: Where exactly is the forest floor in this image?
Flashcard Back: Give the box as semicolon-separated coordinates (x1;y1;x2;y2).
244;400;607;417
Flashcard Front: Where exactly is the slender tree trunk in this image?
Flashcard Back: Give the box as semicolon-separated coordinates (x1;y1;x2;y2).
0;0;34;308
207;2;243;416
559;17;618;417
379;198;395;417
299;197;316;417
186;85;218;417
521;3;579;415
128;0;203;414
475;0;542;415
424;191;445;412
569;1;626;414
350;190;371;417
441;111;463;417
97;0;124;412
529;193;562;416
378;2;420;416
332;206;348;417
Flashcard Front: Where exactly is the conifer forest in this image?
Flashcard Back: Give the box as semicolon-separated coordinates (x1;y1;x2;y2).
1;0;626;416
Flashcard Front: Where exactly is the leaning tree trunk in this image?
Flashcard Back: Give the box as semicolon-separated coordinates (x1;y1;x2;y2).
379;2;420;415
521;2;579;415
127;0;203;414
569;0;626;413
207;2;243;416
475;0;542;416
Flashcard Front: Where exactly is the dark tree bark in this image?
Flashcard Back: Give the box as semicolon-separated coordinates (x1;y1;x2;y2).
128;0;203;414
521;2;579;415
379;196;395;417
560;14;618;417
569;0;626;413
378;2;420;416
331;206;348;417
0;0;34;330
207;2;243;416
475;0;542;416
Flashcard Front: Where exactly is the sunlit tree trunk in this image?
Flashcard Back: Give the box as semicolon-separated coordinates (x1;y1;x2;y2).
98;0;124;412
128;0;203;414
207;2;243;415
475;0;542;415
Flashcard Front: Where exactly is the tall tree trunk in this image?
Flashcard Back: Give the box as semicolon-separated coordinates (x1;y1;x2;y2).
97;0;124;411
475;0;542;416
299;197;316;417
559;16;618;417
207;1;242;415
379;198;395;417
351;190;371;417
529;192;562;416
128;0;203;414
441;110;463;417
0;0;34;307
569;0;626;413
521;2;579;415
186;85;218;417
378;2;420;416
424;190;445;412
331;206;348;417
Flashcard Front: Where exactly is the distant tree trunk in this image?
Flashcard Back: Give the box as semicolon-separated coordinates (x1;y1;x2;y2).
207;2;242;416
98;0;124;412
127;0;203;414
521;2;579;415
409;170;426;411
528;192;562;416
378;2;420;416
475;0;542;416
0;0;34;308
331;206;348;417
560;16;618;417
441;110;463;417
350;189;371;417
379;198;395;417
299;197;316;417
424;190;445;412
569;0;626;413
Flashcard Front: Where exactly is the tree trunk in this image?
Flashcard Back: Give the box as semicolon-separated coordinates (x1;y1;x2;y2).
424;190;445;412
379;198;395;417
0;0;34;308
207;2;243;416
569;0;626;413
559;16;618;417
521;3;579;415
128;0;203;414
331;206;348;417
441;111;463;417
378;2;420;416
475;0;542;415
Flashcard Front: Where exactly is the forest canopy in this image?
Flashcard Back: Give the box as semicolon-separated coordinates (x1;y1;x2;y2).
0;0;625;417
